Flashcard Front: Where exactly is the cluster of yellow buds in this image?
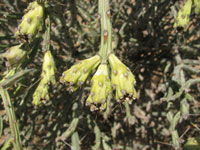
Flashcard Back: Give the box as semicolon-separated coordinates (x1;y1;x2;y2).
2;44;27;67
15;1;44;41
32;51;56;105
174;0;192;29
60;55;101;92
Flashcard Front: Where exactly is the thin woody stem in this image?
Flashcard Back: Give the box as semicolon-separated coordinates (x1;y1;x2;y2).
98;0;113;63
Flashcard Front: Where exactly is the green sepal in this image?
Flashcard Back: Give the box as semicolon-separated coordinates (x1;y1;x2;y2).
108;54;136;103
60;55;101;92
86;64;111;111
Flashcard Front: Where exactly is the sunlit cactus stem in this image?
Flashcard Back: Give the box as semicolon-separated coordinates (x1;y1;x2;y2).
0;70;22;150
98;0;113;63
32;15;56;105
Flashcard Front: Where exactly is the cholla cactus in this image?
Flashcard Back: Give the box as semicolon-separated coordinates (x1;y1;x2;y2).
60;55;101;92
41;51;56;85
2;44;27;67
108;54;137;104
174;0;192;29
194;0;200;15
86;64;111;111
15;1;44;41
33;50;56;105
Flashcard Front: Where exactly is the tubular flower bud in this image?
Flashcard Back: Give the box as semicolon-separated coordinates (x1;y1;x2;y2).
2;44;27;67
60;55;101;92
174;0;192;29
32;51;56;105
86;64;111;111
41;51;56;85
15;1;44;41
108;54;137;103
32;79;49;105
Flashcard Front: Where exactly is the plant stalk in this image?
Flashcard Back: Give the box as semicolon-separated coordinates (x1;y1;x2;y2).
0;87;22;150
98;0;113;63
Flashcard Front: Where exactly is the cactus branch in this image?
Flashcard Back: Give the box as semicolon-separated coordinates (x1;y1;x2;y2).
0;87;22;150
98;0;113;63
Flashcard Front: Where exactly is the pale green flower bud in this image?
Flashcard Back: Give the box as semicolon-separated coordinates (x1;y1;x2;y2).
86;64;111;111
41;51;56;85
16;1;44;41
60;55;101;92
174;0;192;29
32;79;49;105
2;44;27;67
108;54;136;103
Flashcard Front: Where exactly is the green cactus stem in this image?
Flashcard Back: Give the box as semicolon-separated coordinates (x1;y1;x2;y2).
32;16;56;105
0;70;22;150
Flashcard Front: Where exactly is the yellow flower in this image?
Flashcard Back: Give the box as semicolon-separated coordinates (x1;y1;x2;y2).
108;54;136;103
60;55;101;92
86;64;111;111
15;1;44;41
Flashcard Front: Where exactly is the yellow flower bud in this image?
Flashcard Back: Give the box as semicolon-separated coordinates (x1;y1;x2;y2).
60;55;101;92
41;51;56;85
108;54;136;103
2;44;27;67
86;64;111;111
16;1;44;41
174;0;192;29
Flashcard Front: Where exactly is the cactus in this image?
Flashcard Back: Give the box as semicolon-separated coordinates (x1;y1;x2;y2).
60;55;101;92
174;0;192;29
194;0;200;15
86;64;111;111
15;1;44;41
2;44;27;67
108;54;137;103
32;50;56;105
